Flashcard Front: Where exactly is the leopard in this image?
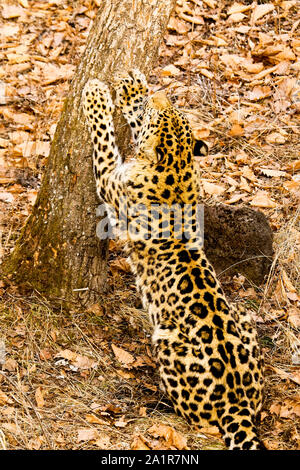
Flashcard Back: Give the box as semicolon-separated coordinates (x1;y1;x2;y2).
82;70;264;450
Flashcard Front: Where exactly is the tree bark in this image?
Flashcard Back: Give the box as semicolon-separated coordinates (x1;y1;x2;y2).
1;0;177;306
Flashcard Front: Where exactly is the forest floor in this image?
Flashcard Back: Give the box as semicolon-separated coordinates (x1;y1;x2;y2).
0;0;299;450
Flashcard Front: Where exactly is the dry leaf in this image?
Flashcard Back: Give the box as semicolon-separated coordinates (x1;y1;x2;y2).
271;399;300;419
229;123;244;136
225;193;246;204
28;436;44;450
1;5;23;19
114;415;131;428
2;108;34;127
0;24;19;37
74;355;97;369
288;307;300;329
197;68;214;79
0;390;9;405
161;65;181;77
40;63;76;85
77;428;98;442
139;407;147;417
2;422;21;435
281;269;297;293
251;4;275;24
131;435;151;450
85;414;109;425
55;349;97;369
242;166;256;182
250;191;276;208
193;127;210;139
246;86;272;101
2;358;18;371
35;387;45;408
148;424;188;450
259;168;287;178
110;257;131;273
202;181;226;196
111;344;135;367
228;13;246;23
55;349;77;361
266;132;286;144
203;0;216;8
168;17;190;34
0;191;14;203
95;435;111;449
228;2;251;15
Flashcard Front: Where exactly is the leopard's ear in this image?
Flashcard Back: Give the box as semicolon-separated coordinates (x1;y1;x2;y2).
193;139;208;157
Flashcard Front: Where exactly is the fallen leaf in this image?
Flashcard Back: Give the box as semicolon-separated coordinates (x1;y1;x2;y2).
225;193;247;204
202;181;226;196
0;24;19;37
288;307;300;329
228;2;251;15
251;4;275;24
229;123;244;137
35;387;45;408
85;414;109;425
131;435;151;450
193;128;210;139
259;168;288;177
272;399;300;419
2;358;18;371
55;349;77;361
246;86;272;101
28;436;44;450
161;64;181;77
203;0;216;7
1;5;23;19
55;349;97;369
110;257;131;273
0;191;14;203
266;132;286;144
0;390;9;405
114;415;132;428
168;17;190;34
1;108;34;128
2;422;21;435
77;428;98;442
111;344;135;367
95;435;111;449
73;355;97;370
139;407;147;417
228;13;246;23
148;424;189;450
250;191;277;208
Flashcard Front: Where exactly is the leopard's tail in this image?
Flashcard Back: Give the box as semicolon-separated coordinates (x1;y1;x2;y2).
221;410;265;450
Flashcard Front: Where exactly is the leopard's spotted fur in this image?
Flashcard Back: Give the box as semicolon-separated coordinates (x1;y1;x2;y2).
82;70;264;450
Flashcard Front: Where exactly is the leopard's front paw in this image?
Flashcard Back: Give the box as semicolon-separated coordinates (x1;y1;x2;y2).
114;69;148;111
82;79;114;124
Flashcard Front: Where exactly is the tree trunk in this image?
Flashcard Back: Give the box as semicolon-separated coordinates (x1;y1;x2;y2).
1;0;177;306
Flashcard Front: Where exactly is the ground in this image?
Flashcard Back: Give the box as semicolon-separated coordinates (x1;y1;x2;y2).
0;0;299;450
